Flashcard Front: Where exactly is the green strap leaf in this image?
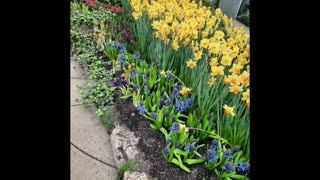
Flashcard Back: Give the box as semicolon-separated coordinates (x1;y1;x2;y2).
184;159;205;165
229;174;249;180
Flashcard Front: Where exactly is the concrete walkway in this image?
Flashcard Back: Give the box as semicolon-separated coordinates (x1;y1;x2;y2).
71;56;118;180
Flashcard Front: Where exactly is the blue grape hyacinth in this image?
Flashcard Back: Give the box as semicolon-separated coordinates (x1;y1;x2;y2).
222;161;235;174
237;162;250;173
207;149;218;164
170;122;180;134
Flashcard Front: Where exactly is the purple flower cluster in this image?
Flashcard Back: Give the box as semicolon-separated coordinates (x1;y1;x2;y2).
237;162;250;173
171;87;179;100
150;113;158;120
207;149;218;164
185;97;194;110
131;68;137;78
232;146;240;154
166;72;173;81
163;147;169;157
165;99;172;107
176;99;185;112
222;161;235;174
121;76;128;87
175;142;181;149
137;102;145;115
211;140;219;150
184;143;196;153
224;149;233;160
170;122;180;134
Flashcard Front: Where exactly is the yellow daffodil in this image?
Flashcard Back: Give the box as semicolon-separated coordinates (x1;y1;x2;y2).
221;55;233;66
186;59;196;69
171;40;180;51
228;75;241;86
160;71;167;77
229;85;243;95
200;38;210;49
180;87;191;96
241;89;250;102
210;57;218;68
229;63;243;75
223;104;235;116
194;51;203;61
240;71;249;84
208;77;216;87
179;124;189;133
211;66;225;76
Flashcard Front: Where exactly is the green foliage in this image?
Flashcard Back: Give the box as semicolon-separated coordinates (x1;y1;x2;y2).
199;0;220;10
96;105;115;134
238;9;250;27
115;160;137;180
71;1;114;29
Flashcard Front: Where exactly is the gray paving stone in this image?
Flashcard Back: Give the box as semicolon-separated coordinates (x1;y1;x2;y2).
71;59;89;79
71;145;117;180
71;105;117;165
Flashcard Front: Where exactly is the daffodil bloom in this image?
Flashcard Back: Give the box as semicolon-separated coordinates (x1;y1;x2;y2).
180;87;191;96
240;71;249;84
179;124;189;133
207;77;216;87
200;38;210;49
210;57;218;68
221;55;233;66
186;59;196;69
208;42;220;55
223;104;235;116
214;30;225;40
229;63;243;75
228;75;241;86
194;51;203;61
229;85;243;94
241;89;250;102
160;71;167;77
211;66;224;76
171;40;180;50
132;11;142;20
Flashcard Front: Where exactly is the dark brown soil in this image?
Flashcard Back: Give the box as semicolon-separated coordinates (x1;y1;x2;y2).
114;90;220;180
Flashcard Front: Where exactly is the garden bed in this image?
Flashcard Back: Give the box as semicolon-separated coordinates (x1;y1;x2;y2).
71;1;250;179
112;90;219;180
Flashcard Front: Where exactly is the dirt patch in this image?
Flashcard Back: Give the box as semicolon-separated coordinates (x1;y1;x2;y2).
113;90;220;180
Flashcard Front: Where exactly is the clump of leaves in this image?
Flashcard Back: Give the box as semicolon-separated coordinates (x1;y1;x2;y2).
115;160;136;180
96;105;115;134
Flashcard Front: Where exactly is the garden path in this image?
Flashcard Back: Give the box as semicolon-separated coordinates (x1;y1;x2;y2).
70;56;118;180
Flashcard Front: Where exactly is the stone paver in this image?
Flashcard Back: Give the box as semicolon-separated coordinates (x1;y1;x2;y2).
71;105;117;166
71;59;89;79
71;145;117;180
